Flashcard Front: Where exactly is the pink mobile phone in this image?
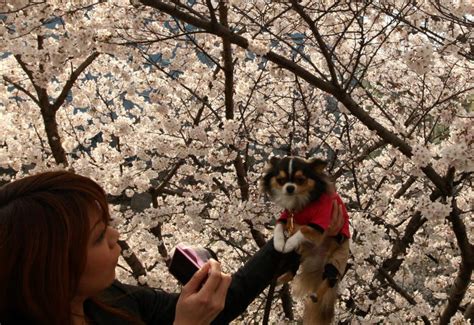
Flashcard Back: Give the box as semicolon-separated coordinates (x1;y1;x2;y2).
168;243;214;285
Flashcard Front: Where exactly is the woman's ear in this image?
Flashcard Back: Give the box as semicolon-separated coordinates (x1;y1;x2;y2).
309;158;327;174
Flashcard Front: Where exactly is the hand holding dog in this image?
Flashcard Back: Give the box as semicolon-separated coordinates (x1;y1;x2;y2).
327;200;344;236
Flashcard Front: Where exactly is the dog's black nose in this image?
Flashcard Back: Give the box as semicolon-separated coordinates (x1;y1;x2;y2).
286;185;295;194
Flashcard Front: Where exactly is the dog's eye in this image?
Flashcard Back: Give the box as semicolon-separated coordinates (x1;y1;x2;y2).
294;177;306;185
276;178;286;185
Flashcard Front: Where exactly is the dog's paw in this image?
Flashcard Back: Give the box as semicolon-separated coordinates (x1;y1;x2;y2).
282;231;305;253
274;236;286;252
273;223;286;252
282;242;296;253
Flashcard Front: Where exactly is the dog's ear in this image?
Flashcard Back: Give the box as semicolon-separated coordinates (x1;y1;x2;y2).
262;156;280;175
260;156;280;194
269;156;280;167
309;158;327;174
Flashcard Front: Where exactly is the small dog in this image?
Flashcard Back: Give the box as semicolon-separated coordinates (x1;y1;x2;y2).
261;156;350;324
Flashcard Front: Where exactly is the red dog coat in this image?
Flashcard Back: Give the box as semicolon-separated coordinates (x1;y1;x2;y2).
278;192;350;238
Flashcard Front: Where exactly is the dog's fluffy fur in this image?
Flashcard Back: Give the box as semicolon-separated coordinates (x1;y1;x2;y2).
261;156;350;324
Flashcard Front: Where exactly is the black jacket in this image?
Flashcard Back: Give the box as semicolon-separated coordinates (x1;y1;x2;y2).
84;239;299;324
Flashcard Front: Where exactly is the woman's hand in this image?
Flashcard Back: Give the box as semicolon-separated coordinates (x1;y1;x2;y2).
174;259;232;325
326;200;344;237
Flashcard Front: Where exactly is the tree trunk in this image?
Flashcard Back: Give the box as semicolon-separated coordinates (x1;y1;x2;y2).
40;107;68;166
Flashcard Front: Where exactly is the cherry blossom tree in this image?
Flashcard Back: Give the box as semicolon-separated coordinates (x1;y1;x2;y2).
1;0;473;323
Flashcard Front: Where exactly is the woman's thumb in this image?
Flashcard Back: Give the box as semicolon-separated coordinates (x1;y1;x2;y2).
181;262;210;294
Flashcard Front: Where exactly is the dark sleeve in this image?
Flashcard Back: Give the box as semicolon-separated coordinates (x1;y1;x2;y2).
123;282;179;325
211;238;299;325
88;281;179;325
89;239;298;325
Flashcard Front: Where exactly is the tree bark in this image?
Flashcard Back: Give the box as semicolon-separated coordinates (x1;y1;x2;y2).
40;107;68;166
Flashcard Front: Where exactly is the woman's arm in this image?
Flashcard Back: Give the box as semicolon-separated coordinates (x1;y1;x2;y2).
211;239;299;324
211;200;344;324
88;242;294;325
92;199;342;324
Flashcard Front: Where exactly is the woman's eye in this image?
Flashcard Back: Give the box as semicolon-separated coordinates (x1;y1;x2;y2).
96;228;106;243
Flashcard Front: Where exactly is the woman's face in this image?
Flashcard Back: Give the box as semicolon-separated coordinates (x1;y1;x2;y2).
75;203;121;298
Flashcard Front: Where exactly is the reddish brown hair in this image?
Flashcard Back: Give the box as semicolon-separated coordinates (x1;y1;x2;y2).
0;171;110;324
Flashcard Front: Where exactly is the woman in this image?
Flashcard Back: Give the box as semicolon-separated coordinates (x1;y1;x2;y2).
0;171;344;324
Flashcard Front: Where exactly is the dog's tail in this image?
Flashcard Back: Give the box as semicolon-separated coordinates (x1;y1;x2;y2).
303;286;337;324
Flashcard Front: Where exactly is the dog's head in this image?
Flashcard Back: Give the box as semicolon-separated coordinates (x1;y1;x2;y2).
260;156;331;211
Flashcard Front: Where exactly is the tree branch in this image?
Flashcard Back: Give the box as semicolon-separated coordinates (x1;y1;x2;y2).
140;0;448;195
118;239;148;284
14;54;49;107
51;52;100;112
440;202;474;324
290;0;339;85
2;76;40;106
